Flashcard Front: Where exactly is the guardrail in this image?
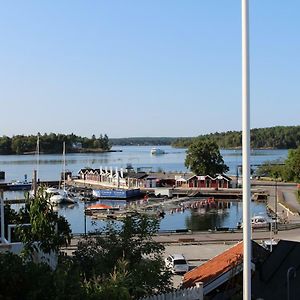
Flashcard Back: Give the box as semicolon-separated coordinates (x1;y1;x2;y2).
139;285;203;300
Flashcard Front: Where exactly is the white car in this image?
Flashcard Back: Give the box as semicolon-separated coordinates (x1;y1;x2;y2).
165;254;189;274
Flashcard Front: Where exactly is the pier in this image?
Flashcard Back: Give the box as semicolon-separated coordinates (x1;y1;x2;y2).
0;180;60;191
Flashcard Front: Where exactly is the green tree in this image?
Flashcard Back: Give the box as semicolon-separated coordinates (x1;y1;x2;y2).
0;136;12;154
16;187;72;257
74;215;172;299
185;139;229;176
283;146;300;182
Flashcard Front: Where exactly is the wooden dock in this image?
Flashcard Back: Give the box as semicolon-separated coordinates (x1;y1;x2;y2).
0;180;59;191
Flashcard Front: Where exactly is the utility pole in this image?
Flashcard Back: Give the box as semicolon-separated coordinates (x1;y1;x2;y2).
0;190;5;243
275;177;278;234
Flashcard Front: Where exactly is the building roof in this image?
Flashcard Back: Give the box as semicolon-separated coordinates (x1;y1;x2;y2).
126;172;148;180
182;241;268;289
182;242;243;288
252;240;300;300
186;174;222;181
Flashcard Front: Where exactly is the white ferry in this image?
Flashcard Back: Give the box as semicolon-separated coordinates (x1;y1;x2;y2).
150;148;165;155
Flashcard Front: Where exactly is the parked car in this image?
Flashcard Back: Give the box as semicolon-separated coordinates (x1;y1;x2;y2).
165;254;189;274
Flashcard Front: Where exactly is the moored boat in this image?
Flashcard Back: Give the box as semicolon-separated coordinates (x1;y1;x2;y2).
150;148;165;155
45;187;76;205
92;188;141;199
85;203;120;214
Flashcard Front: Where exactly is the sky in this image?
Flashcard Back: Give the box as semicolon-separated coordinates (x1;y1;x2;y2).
0;1;299;138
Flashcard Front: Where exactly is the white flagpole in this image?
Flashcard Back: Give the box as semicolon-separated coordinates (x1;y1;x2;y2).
242;0;251;299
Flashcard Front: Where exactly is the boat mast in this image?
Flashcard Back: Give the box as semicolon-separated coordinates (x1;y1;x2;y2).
63;141;66;191
36;134;40;182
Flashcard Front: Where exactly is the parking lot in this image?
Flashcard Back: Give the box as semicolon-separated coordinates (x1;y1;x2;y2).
164;243;233;287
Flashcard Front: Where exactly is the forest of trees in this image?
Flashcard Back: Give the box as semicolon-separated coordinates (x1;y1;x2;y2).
257;146;300;183
0;133;111;155
110;137;178;146
172;126;300;149
1;188;172;299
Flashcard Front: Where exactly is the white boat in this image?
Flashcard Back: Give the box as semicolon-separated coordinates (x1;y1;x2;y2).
46;142;76;205
45;187;75;205
150;148;165;155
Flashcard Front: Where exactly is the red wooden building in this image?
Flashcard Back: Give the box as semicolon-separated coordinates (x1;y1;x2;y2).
186;174;231;189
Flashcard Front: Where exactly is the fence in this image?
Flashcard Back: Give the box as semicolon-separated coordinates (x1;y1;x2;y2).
139;285;203;300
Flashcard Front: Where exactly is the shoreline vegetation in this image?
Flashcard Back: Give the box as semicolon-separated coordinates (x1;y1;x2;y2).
109;126;300;149
171;125;300;149
0;126;299;155
0;133;111;155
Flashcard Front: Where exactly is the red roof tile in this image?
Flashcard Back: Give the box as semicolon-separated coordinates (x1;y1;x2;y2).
182;242;244;288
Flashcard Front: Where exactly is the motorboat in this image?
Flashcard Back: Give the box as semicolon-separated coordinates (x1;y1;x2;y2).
85;203;120;214
150;148;165;155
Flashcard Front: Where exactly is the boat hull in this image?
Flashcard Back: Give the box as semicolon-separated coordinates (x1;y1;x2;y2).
93;188;141;199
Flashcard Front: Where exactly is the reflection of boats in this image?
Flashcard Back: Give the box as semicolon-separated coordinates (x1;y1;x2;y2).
7;180;32;191
150;148;165;155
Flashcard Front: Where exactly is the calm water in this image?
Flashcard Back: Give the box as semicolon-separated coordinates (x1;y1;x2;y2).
1;146;287;233
0;146;288;182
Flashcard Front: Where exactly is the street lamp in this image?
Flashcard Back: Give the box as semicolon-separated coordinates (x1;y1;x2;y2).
273;172;279;234
275;176;278;234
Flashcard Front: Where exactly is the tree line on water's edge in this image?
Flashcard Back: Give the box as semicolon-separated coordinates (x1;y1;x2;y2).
0;133;111;154
172;125;300;149
1;126;299;154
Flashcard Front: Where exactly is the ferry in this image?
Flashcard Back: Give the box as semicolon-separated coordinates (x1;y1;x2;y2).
150;148;165;155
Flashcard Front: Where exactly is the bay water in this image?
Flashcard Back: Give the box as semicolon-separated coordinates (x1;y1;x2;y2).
0;146;288;233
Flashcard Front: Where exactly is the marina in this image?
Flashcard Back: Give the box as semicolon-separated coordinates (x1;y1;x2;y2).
0;146;291;234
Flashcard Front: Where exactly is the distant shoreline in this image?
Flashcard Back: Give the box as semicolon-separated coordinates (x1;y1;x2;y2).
5;149;123;155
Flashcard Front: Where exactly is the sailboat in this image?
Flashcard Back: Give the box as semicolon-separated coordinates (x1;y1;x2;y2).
29;134;40;197
47;142;76;205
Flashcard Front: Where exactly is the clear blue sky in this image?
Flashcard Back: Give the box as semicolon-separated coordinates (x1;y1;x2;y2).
0;1;299;138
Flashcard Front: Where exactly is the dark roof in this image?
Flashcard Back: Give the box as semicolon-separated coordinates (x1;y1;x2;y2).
253;240;300;300
78;168;93;173
126;172;148;180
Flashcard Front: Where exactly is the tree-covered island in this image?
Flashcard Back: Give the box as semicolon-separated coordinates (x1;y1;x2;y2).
0;133;111;155
172;125;300;149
